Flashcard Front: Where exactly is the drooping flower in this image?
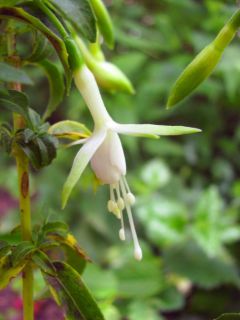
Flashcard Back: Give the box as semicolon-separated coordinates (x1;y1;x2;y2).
62;65;201;260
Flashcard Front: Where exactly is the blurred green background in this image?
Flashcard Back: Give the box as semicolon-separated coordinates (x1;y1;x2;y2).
1;0;240;319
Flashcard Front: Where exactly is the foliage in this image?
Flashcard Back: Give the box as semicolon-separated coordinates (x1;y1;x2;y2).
1;0;240;319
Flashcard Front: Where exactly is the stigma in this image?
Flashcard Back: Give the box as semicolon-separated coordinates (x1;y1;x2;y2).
107;175;142;261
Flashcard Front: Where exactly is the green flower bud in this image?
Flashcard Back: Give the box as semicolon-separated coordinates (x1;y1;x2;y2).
75;36;134;94
167;9;240;108
90;0;114;49
90;60;135;94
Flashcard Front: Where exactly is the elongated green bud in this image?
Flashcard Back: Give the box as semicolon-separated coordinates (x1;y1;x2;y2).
90;60;135;94
90;0;114;48
167;9;240;108
75;36;134;94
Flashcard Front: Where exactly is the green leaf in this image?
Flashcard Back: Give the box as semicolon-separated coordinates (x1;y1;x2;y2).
27;31;53;63
39;59;65;120
0;255;25;289
44;261;105;320
0;62;33;84
164;241;240;289
49;0;96;42
16;129;58;169
0;0;26;6
46;232;90;263
0;241;11;259
0;90;31;123
214;314;240;320
42;221;69;236
11;241;35;266
32;250;56;275
49;120;91;140
0;7;71;88
0;123;13;154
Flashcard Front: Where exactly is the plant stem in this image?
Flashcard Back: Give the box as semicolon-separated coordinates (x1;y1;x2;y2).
14;131;34;320
7;23;34;320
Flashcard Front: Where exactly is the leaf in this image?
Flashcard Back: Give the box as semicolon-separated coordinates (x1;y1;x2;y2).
11;241;35;266
164;241;240;289
0;123;13;154
0;241;11;259
0;90;31;123
0;0;25;6
49;120;91;140
49;0;96;42
0;7;71;89
0;255;25;289
27;31;53;63
16;129;58;169
0;62;33;84
39;59;65;120
44;261;105;320
42;221;69;236
214;314;240;320
32;250;56;275
47;232;91;263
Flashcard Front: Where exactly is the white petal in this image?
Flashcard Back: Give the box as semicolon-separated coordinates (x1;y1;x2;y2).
115;123;201;137
62;129;106;208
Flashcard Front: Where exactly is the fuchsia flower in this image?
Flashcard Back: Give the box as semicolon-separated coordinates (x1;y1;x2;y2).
62;65;201;260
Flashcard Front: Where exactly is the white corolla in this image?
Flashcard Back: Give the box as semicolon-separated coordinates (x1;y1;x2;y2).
62;65;201;260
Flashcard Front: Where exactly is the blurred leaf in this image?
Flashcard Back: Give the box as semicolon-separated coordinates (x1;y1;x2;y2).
44;261;105;320
140;159;171;190
50;0;96;42
128;300;163;320
0;90;31;123
114;255;164;298
32;250;56;275
157;286;185;312
0;241;11;259
83;264;118;300
214;314;240;320
39;59;65;120
0;62;33;84
27;32;53;63
137;195;188;246
0;255;25;289
164;241;240;289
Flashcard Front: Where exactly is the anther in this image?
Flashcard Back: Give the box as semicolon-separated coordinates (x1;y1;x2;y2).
119;228;125;241
134;245;143;261
117;197;125;210
107;200;115;212
126;193;136;206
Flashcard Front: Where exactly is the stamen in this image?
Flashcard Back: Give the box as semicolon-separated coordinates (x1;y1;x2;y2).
120;177;142;261
108;185;120;218
116;183;125;240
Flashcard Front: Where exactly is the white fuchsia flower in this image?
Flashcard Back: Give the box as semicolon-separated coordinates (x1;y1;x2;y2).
62;65;201;260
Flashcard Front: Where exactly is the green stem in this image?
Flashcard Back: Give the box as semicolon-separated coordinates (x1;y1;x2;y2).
14;131;34;320
7;24;34;320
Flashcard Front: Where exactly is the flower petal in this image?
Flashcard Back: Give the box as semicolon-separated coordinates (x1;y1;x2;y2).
62;129;106;208
115;123;201;137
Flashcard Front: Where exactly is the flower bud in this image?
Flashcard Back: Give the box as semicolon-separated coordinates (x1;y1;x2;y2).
90;0;114;48
167;9;240;108
90;60;135;94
